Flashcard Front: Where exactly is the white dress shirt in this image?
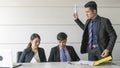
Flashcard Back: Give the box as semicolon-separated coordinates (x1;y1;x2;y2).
30;51;40;63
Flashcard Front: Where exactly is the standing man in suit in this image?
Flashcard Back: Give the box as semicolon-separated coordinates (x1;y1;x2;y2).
73;1;117;61
48;32;80;62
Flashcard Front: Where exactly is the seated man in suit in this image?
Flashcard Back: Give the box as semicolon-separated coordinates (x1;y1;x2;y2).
48;32;80;62
18;33;47;63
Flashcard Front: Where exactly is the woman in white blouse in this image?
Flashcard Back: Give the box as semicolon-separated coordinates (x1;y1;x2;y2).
18;33;46;63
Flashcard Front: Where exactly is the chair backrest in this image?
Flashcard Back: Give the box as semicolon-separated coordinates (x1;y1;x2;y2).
17;51;22;63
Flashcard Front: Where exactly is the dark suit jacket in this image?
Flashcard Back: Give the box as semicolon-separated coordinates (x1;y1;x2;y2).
75;15;117;54
18;47;46;63
48;45;80;62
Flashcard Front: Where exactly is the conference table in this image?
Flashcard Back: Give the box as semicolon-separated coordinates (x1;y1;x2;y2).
16;61;120;68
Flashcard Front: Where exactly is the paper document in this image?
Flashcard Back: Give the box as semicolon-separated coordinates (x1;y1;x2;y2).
71;56;112;66
74;4;77;14
76;60;94;66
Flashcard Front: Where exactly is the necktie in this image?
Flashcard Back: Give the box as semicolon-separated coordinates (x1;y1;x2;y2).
88;20;93;49
61;48;67;62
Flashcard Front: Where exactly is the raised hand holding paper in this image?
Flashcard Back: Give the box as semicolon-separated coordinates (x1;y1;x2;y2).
73;4;78;20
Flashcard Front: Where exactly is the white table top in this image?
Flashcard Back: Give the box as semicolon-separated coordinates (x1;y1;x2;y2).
16;61;120;68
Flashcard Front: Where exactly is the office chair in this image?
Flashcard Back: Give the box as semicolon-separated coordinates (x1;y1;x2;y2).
17;51;22;63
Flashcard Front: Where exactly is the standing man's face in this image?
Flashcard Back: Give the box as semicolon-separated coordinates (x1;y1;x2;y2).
85;7;96;19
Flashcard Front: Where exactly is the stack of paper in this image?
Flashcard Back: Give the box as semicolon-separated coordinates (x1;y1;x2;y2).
76;60;94;66
75;56;112;66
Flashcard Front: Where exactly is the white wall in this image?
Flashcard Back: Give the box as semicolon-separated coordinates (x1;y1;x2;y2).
0;0;120;62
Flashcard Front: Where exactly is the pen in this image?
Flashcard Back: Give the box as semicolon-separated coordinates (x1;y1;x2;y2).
68;61;75;65
13;64;22;68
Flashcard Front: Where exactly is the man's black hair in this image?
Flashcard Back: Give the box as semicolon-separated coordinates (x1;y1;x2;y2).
57;32;67;41
84;1;97;12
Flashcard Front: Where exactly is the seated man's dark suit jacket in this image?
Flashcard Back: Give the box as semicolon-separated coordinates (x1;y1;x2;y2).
18;47;47;63
48;45;80;62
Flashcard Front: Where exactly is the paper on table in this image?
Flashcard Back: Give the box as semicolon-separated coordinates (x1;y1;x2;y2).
75;60;94;66
74;56;112;66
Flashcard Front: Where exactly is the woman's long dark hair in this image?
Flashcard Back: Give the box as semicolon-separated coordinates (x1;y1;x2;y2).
27;33;41;49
